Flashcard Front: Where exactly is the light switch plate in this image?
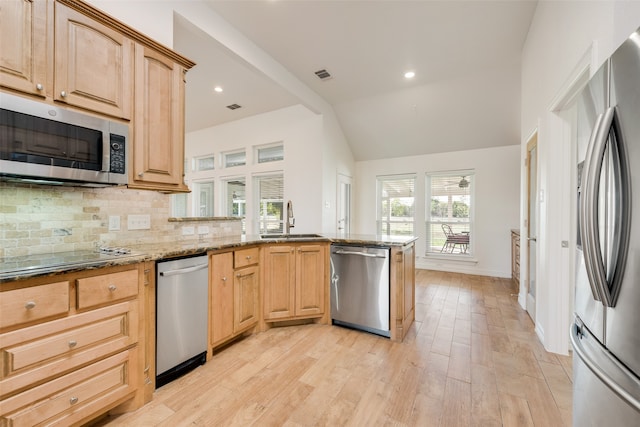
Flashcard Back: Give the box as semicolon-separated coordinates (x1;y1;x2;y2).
127;214;151;230
108;215;120;231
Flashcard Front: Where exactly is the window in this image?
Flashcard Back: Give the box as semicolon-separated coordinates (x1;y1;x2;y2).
193;181;214;217
193;155;215;171
377;174;415;236
255;143;284;164
224;150;246;168
222;177;246;234
171;193;188;217
426;171;474;255
255;174;284;234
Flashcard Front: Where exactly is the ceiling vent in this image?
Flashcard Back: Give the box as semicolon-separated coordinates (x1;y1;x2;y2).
314;69;332;80
226;104;242;110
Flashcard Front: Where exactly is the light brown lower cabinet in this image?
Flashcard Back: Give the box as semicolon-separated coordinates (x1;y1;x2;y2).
0;264;147;426
261;243;328;323
209;247;259;351
390;242;415;342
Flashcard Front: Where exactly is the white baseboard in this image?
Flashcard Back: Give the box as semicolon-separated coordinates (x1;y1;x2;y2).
416;259;511;278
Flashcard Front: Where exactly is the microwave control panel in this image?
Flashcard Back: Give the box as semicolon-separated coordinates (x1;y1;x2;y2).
109;134;126;174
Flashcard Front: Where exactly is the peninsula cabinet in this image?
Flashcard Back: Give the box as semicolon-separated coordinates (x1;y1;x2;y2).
209;247;259;352
0;263;147;426
261;243;328;324
390;242;415;342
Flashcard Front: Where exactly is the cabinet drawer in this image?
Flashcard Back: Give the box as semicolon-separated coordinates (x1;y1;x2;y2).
0;301;137;399
234;247;259;269
0;349;136;427
1;282;69;330
77;270;138;309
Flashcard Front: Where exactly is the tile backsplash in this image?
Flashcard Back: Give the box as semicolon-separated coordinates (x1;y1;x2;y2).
0;182;241;258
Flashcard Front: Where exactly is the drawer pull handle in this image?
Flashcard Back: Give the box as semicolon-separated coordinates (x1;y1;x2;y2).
25;301;36;310
246;255;252;260
108;284;117;292
70;396;78;405
68;340;77;348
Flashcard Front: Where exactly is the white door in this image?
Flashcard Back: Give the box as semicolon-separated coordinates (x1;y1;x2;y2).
337;174;352;236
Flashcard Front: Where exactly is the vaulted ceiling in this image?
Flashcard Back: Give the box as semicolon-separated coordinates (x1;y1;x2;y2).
176;0;538;161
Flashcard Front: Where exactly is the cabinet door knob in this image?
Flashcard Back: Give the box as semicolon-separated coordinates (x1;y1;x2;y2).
68;340;77;348
36;83;43;90
25;301;36;310
69;396;78;405
60;90;67;98
246;255;251;260
138;172;144;177
108;284;117;292
222;277;227;282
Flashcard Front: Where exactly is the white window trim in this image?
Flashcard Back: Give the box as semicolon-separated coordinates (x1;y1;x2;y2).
425;169;475;258
376;173;417;237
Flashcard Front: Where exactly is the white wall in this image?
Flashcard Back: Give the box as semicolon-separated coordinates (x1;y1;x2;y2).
186;105;324;234
355;145;520;277
86;0;355;234
521;1;640;354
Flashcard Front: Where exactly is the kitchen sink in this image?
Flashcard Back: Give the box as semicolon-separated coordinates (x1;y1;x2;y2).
259;233;324;240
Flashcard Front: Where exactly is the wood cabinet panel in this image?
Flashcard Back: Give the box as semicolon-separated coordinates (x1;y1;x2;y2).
294;245;325;317
210;252;234;345
262;246;296;320
0;0;49;97
76;269;138;309
54;1;133;119
234;265;259;332
131;43;186;191
0;281;69;330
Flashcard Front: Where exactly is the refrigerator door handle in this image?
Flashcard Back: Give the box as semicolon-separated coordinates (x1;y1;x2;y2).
580;106;631;307
580;112;606;302
571;321;640;412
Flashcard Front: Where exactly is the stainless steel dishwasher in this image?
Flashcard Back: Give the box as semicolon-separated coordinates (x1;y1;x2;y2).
156;255;208;388
330;245;390;337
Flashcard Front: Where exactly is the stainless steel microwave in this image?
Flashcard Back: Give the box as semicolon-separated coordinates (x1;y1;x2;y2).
0;92;128;186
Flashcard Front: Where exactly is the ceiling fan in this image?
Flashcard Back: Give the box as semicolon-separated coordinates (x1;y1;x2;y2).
458;176;469;188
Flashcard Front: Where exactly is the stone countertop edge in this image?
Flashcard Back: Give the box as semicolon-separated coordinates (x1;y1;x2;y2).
1;234;417;283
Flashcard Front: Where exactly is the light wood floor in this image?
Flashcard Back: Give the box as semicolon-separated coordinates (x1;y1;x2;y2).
95;270;573;426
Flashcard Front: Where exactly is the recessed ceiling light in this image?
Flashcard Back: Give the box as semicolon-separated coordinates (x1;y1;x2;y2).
404;71;416;79
214;86;223;93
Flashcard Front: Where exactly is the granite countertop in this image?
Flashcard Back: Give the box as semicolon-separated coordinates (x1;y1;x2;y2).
1;233;417;283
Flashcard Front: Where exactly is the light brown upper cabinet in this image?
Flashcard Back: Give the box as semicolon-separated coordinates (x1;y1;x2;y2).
130;44;188;192
54;2;134;120
1;0;134;120
1;0;195;193
0;0;49;98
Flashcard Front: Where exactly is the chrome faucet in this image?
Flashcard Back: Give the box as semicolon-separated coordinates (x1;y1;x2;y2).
285;200;295;234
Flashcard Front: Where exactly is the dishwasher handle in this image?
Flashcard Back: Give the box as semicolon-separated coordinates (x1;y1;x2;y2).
334;249;386;259
159;263;208;277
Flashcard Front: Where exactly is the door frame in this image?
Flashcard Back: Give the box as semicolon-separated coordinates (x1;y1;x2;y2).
526;132;538;321
336;173;352;235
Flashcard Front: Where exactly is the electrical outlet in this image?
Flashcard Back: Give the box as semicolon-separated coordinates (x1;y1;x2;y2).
127;214;151;230
182;226;195;236
108;215;120;231
197;225;209;235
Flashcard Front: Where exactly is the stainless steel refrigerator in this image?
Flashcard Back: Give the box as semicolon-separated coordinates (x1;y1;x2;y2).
572;28;640;425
